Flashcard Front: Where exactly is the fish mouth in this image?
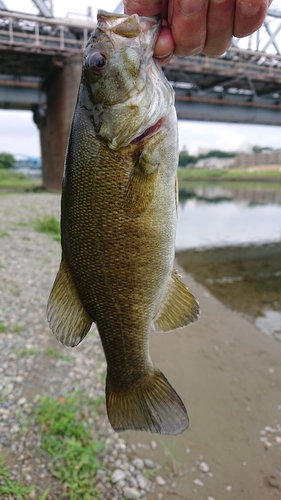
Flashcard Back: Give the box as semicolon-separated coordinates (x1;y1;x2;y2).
130;118;163;145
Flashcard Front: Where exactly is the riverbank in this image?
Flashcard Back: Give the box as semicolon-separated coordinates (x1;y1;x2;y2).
178;165;281;184
124;263;281;500
0;192;280;500
1;165;281;193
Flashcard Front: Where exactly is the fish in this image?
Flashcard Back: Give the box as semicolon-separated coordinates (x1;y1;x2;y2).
47;10;200;435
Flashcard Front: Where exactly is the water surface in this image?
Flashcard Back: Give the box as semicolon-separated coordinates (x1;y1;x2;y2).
176;183;281;340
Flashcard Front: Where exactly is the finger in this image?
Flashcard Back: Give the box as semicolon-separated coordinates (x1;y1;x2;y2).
124;0;163;16
124;1;174;62
203;0;236;56
169;0;209;57
154;25;175;62
234;0;270;38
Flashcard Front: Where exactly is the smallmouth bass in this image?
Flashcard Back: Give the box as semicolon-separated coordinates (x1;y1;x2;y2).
47;10;200;435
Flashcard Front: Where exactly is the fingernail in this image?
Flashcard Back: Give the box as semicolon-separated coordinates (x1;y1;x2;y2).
155;52;174;65
178;0;206;16
239;1;261;17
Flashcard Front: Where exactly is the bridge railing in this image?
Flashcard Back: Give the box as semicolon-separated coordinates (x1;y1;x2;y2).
0;9;95;55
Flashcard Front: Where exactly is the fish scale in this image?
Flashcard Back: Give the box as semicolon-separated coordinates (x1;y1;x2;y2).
47;10;200;435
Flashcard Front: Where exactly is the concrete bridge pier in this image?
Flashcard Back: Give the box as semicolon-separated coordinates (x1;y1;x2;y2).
34;53;83;191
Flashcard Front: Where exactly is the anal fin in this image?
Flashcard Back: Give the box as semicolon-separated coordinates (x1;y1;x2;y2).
47;258;92;347
153;269;200;333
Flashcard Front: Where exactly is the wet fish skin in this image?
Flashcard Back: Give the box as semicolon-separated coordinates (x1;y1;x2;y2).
47;10;200;435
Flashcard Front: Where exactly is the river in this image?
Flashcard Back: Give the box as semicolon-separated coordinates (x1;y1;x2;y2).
176;183;281;341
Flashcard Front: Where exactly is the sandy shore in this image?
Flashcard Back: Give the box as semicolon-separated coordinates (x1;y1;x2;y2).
124;261;281;500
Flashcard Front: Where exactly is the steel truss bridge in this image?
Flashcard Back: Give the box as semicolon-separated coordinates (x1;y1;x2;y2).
0;2;281;125
0;0;280;189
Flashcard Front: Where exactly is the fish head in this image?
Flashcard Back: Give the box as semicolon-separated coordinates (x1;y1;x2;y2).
80;10;175;149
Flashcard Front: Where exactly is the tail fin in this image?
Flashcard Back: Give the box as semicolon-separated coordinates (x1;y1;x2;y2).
106;368;189;435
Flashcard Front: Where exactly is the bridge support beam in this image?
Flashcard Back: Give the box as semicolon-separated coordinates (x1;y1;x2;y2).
36;53;83;191
175;98;281;126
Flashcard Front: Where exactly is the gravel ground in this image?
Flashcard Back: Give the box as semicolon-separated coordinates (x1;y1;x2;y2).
0;192;174;500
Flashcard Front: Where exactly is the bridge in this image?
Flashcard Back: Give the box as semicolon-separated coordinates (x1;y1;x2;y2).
0;1;281;189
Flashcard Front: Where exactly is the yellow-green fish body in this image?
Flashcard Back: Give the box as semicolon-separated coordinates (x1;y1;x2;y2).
47;11;200;435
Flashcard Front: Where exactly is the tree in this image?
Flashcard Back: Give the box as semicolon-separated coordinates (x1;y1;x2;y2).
0;153;15;169
178;150;196;166
252;146;273;153
198;149;237;159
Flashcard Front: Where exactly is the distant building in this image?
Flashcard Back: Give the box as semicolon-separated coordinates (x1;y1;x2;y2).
233;149;281;167
195;157;236;169
15;154;41;169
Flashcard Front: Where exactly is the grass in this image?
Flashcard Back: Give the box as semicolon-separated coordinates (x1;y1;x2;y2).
0;168;41;190
159;439;183;476
10;322;22;333
0;323;7;333
0;322;22;334
0;454;35;498
34;215;60;242
177;166;281;182
33;392;105;499
45;346;72;362
17;347;38;356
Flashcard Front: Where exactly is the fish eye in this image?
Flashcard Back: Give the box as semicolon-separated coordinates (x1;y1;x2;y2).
89;52;107;73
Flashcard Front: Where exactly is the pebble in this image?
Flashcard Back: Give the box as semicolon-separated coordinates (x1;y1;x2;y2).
132;458;144;470
123;486;140;499
199;461;210;473
156;475;166;486
193;479;204;487
207;497;216;500
136;473;149;490
112;469;126;483
226;485;232;492
144;458;155;468
18;397;27;406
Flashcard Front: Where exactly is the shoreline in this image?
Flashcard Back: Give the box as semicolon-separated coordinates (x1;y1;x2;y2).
179;176;281;183
124;261;281;500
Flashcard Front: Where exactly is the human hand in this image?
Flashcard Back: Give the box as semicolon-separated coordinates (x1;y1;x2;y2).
124;0;273;61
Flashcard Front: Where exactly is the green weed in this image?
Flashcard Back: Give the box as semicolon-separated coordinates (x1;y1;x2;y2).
0;168;41;189
33;392;105;499
142;467;157;480
38;488;50;500
34;215;60;242
10;322;22;333
45;346;72;362
17;347;38;356
9;284;21;296
159;439;183;476
0;454;35;498
0;323;7;333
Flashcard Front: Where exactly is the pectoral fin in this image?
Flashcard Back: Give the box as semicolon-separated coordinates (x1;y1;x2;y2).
124;162;158;216
47;258;92;347
152;269;200;333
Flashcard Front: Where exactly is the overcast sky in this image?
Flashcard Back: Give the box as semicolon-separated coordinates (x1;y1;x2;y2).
0;0;280;157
